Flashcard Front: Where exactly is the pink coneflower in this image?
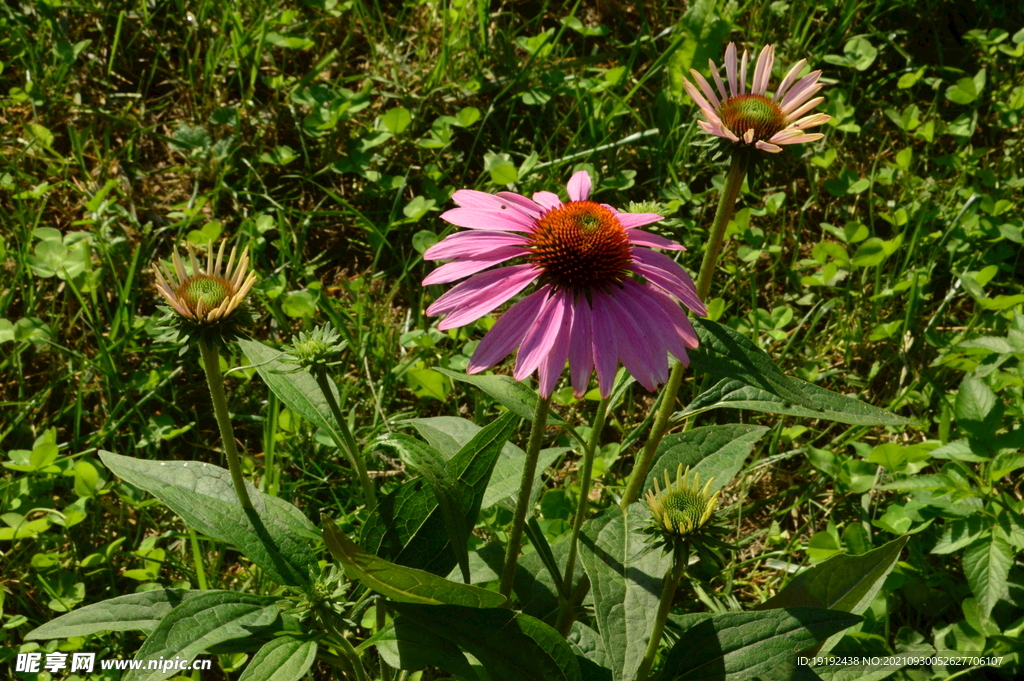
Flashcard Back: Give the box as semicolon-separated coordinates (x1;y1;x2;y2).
682;43;830;153
423;171;706;399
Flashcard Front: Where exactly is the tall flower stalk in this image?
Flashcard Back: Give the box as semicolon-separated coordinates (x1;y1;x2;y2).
622;43;829;507
557;395;610;634
198;338;253;509
636;465;721;681
154;242;258;510
498;395;552;601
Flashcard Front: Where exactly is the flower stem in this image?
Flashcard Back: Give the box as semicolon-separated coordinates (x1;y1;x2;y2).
620;155;746;508
312;368;377;512
556;396;610;634
636;545;688;681
198;338;253;510
499;395;552;602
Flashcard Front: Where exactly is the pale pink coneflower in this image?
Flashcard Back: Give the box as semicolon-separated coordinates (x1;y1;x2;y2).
423;171;707;399
682;43;830;153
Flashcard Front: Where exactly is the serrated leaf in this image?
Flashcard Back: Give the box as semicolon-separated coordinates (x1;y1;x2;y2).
876;474;953;491
955;375;1002;439
239;339;345;439
26;590;201;640
99;452;318;587
361;616;478;679
375;433;474;582
324;516;506;607
688;319;818;410
578;504;672;681
962;534;1014;618
123;591;281;681
931;516;988;554
389;602;582;681
237;636;317;681
662;609;862;681
757;537;907;657
644;424;769;495
360;413;518;575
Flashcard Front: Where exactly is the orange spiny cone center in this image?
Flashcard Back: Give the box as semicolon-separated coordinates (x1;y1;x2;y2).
719;94;786;142
527;201;632;291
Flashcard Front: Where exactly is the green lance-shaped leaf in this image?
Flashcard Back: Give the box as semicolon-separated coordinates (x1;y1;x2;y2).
577;503;672;681
360;412;519;576
389;602;582;681
677;378;912;427
401;416;568;509
661;608;862;681
237;636;318;681
688;319;818;410
359;616;479;679
238;339;347;440
375;433;475;582
123;591;282;681
323;515;506;607
963;533;1014;618
756;536;908;657
99;452;318;586
26;590;201;640
644;425;769;495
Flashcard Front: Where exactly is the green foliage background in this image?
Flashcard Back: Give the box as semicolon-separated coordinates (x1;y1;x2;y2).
1;0;1022;678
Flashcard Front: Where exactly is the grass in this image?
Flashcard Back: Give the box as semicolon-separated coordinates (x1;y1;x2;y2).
2;0;1023;677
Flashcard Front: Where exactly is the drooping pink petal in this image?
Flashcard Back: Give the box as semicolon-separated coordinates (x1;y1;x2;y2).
739;49;749;95
603;290;663;391
422;247;525;285
616;212;664;229
698;119;739;142
452;189;536;215
537;290;574;397
532;191;562;210
709;59;729;102
776;132;825;145
496;192;544;218
424;230;529;260
628;231;685;251
774;58;807;102
590;293;619;398
779;72;821;112
789;106;829;127
725;43;738;97
567;171;592;202
755;140;783;153
629;249;706;316
567;295;594;397
428;264;539;326
468;286;550;373
743;129;755;144
689;70;721;110
514;291;567;381
619;281;676;378
441;207;535;232
683;78;722;124
751;45;774;96
643;283;699;353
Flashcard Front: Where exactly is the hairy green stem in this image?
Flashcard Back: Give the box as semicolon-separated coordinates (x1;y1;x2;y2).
189;529;208;590
198;338;253;510
636;546;688;681
621;155;746;508
312;369;377;511
499;395;552;602
556;397;610;634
